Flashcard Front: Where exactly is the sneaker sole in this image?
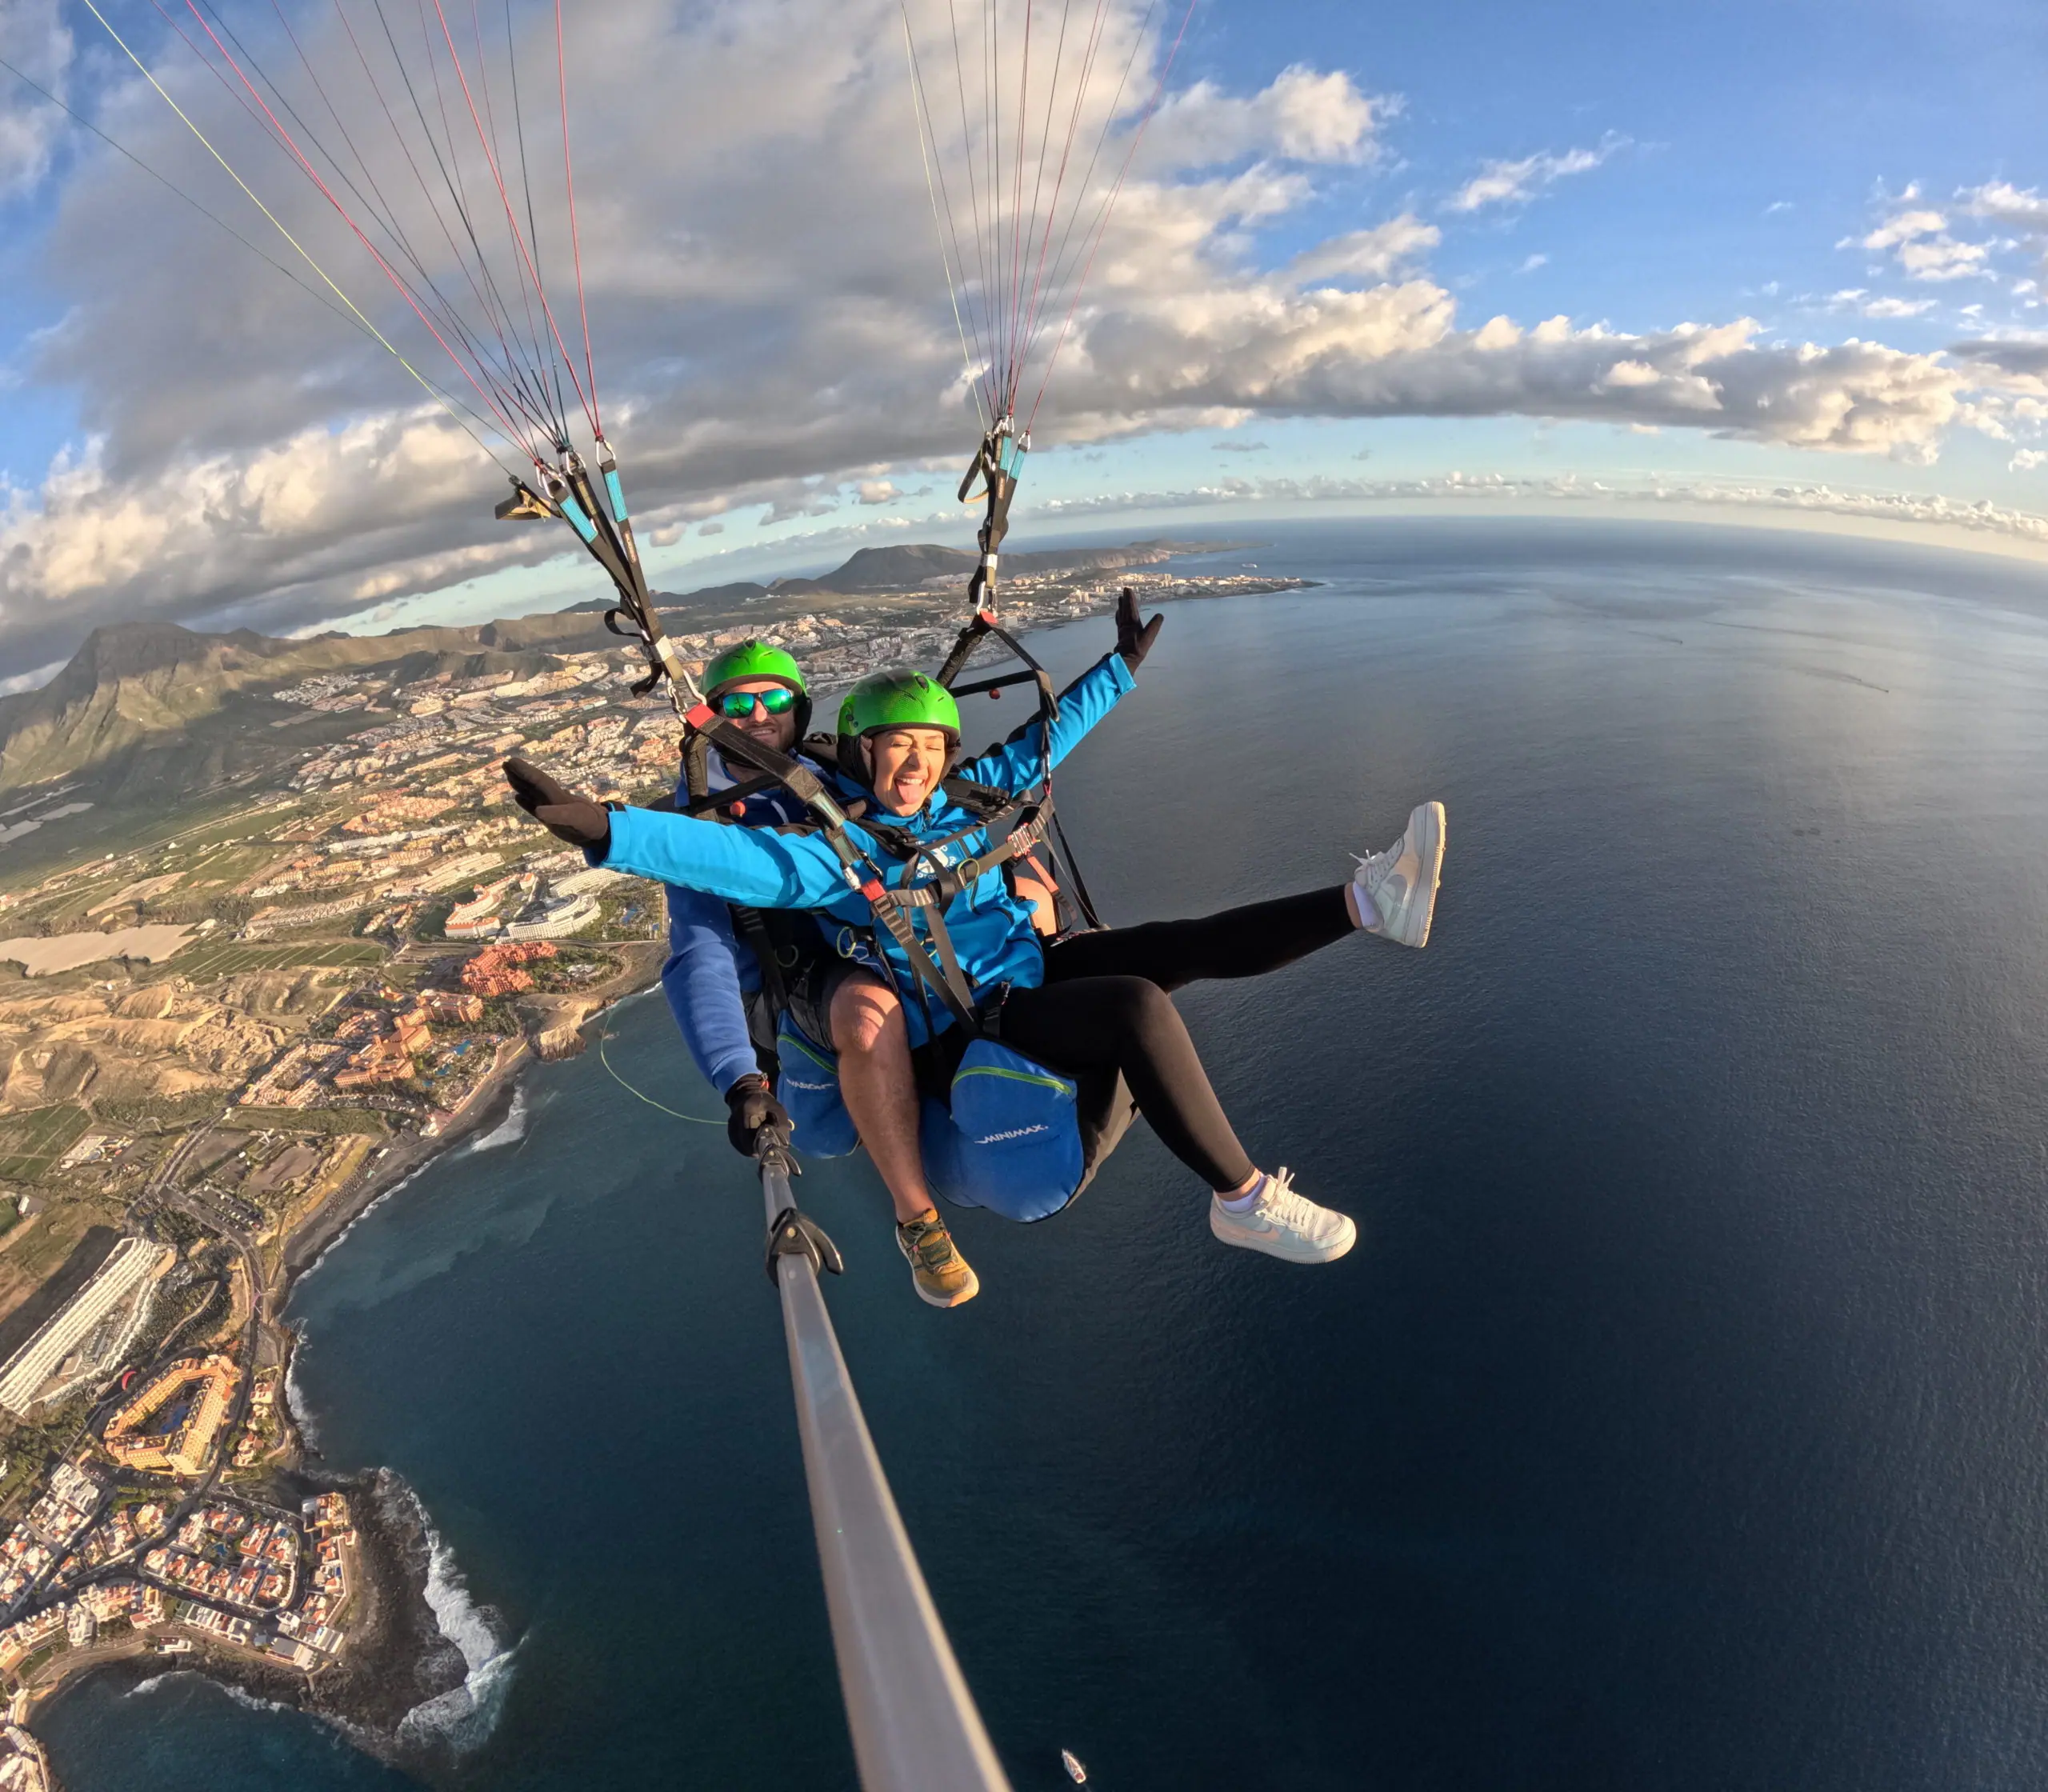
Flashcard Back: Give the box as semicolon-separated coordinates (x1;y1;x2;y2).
1396;801;1446;949
1209;1206;1357;1264
912;1265;981;1307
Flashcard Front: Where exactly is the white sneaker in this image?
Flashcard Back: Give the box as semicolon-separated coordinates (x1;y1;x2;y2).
1354;800;1446;948
1209;1169;1356;1264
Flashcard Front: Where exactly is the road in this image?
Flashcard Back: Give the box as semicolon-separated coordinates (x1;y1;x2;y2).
1;1125;265;1626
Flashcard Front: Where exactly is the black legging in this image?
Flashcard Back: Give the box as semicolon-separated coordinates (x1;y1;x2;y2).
995;887;1354;1191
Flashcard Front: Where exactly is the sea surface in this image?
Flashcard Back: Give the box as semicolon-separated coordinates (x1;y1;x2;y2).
40;518;2048;1790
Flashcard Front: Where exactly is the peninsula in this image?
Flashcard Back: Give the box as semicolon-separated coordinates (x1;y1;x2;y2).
0;539;1309;1774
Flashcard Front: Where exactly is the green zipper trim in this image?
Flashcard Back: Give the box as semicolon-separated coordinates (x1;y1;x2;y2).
956;1063;1074;1098
782;1033;837;1075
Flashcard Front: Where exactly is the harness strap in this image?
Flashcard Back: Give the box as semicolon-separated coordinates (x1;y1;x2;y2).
682;774;782;817
685;707;985;1036
731;905;790;1022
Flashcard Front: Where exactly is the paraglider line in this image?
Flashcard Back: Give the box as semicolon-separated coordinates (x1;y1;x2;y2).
420;0;597;438
323;0;566;448
239;0;562;447
1029;0;1197;431
554;0;601;440
900;4;990;428
162;0;541;453
71;0;526;466
597;1026;722;1126
357;0;564;451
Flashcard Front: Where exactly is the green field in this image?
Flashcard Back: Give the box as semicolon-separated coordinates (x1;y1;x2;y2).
0;1106;94;1181
152;939;387;981
233;1106;390;1136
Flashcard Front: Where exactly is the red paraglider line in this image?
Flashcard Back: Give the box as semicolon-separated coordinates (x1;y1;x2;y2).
423;0;598;438
176;0;538;454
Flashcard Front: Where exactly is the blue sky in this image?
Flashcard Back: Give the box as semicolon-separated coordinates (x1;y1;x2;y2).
2;0;2046;668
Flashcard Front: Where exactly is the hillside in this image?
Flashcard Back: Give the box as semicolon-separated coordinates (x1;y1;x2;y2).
0;537;1252;804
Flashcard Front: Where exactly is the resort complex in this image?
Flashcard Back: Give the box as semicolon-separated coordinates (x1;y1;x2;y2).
0;1240;174;1418
102;1355;240;1479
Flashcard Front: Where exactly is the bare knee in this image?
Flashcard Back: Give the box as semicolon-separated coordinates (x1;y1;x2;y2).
830;972;902;1055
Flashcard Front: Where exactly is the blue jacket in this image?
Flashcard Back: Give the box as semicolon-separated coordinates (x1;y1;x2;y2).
659;750;818;1094
612;651;1134;1050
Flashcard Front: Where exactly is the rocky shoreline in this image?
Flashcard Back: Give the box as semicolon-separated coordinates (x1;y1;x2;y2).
29;1466;476;1778
21;955;663;1778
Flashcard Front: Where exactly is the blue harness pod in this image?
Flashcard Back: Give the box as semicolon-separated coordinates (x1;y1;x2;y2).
774;1022;861;1159
774;1019;1089;1222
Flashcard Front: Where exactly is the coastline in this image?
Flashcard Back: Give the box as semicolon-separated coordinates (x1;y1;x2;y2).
277;939;667;1302
15;945;666;1778
26;1466;474;1775
6;575;1312;1778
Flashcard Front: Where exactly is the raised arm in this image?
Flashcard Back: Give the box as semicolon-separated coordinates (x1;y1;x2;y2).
955;587;1158;794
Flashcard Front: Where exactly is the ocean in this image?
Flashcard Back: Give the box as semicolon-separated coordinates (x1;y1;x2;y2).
38;518;2048;1789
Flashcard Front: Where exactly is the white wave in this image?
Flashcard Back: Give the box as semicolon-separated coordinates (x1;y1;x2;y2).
218;1682;296;1715
393;1496;518;1754
290;1157;431;1299
282;1331;321;1450
462;1085;528;1155
124;1671;292;1717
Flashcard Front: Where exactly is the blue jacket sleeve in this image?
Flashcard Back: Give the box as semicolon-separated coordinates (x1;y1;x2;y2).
954;652;1134;794
660;886;761;1095
604;807;854;908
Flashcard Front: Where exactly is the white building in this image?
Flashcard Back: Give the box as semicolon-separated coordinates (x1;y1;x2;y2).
0;1239;174;1416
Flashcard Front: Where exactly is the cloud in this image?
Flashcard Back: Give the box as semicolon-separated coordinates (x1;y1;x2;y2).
1948;336;2048;380
1076;298;1971;462
1445;136;1624;213
2011;449;2046;472
854;478;900;503
1827;290;1935;320
1765;201;1794;216
1957;181;2048;233
0;0;2021;678
1211;439;1268;453
1518;254;1548;274
0;1;72;199
1142;65;1386;169
1854;204;1992;282
1283;214;1438;285
1027;467;2048;554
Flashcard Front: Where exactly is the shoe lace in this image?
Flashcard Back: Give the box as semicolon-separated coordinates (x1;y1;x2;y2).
1353;838;1404;890
903;1220;956;1271
1255;1166;1314;1228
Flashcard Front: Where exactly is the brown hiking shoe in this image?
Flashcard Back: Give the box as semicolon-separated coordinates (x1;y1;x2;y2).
896;1211;980;1308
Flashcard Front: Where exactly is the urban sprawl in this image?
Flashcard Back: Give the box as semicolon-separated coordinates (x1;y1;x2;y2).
0;561;1303;1773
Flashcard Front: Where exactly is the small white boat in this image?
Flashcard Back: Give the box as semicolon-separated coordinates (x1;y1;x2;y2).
1061;1749;1088;1783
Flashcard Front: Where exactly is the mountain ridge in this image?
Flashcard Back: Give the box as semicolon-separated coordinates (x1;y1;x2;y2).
0;537;1253;798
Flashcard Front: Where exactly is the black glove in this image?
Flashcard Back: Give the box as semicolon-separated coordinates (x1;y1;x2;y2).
502;758;611;853
724;1072;791;1158
1115;586;1163;671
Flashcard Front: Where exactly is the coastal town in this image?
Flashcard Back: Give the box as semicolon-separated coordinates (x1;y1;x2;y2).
0;548;1308;1774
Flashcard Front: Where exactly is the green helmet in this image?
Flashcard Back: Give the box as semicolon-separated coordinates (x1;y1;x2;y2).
703;638;809;734
837;669;961;742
